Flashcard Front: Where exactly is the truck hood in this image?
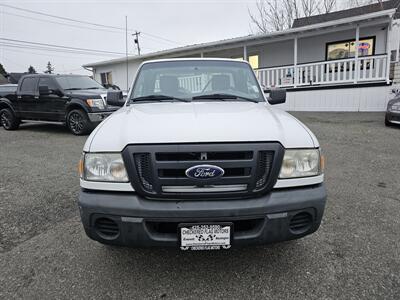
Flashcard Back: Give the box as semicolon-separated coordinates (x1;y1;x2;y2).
85;102;318;152
64;88;107;98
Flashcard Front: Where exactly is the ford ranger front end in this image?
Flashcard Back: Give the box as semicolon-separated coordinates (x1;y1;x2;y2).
78;59;326;250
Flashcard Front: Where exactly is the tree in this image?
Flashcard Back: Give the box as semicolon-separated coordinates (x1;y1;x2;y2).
28;65;37;74
249;0;383;33
347;0;383;7
44;61;54;74
0;63;6;76
249;0;336;33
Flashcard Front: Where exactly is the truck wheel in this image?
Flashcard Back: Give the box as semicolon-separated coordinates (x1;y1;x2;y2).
0;108;20;130
385;117;392;127
67;109;92;135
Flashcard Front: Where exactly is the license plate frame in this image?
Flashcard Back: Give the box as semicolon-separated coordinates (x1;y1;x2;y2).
178;222;233;251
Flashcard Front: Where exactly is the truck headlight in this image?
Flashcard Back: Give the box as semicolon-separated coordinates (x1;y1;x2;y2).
81;153;128;182
279;149;322;179
389;103;400;112
86;98;105;109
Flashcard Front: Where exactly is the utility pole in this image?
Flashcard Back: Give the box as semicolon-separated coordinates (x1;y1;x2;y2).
125;16;129;91
133;31;141;56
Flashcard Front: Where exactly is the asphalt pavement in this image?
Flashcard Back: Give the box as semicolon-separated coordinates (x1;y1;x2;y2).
0;112;399;299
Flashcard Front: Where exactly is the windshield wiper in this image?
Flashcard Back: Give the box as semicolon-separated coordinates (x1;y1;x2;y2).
130;94;190;103
86;87;102;90
64;88;84;91
192;93;259;103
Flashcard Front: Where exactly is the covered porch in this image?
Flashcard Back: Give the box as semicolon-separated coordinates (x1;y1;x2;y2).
196;9;398;89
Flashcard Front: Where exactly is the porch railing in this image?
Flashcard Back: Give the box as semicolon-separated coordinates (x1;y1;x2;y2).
256;54;389;89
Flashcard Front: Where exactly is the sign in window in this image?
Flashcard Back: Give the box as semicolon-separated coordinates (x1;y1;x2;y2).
326;37;375;60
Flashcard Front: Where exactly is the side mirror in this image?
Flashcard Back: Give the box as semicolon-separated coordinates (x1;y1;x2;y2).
267;88;286;105
107;90;125;107
39;85;50;95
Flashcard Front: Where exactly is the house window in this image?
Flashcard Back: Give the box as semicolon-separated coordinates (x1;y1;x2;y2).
248;55;259;69
232;55;259;69
100;72;113;85
326;37;375;60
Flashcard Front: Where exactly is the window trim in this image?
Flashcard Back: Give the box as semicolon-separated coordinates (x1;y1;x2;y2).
248;53;260;69
100;71;113;85
38;76;61;93
325;36;376;61
19;77;39;95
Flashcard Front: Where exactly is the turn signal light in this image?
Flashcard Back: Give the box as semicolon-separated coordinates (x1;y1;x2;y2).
320;155;325;173
78;157;84;178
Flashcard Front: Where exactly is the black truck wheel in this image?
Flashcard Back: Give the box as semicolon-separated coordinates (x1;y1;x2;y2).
0;108;20;130
67;109;92;135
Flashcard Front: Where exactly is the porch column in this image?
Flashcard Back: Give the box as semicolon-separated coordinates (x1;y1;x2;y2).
354;24;360;84
243;45;248;61
200;52;204;58
294;36;298;88
385;20;392;84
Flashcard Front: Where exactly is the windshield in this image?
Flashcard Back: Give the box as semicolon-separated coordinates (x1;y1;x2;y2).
130;60;264;102
56;76;104;90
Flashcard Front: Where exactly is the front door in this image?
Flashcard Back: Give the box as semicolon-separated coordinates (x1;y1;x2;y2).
38;77;67;121
17;77;39;120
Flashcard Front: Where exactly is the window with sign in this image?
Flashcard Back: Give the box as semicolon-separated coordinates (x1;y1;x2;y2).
326;37;375;60
326;37;375;72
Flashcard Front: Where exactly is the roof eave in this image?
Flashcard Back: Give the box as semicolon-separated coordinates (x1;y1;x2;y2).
83;8;396;68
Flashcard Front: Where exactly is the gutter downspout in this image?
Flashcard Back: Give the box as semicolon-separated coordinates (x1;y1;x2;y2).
294;36;298;88
386;18;393;85
354;24;360;84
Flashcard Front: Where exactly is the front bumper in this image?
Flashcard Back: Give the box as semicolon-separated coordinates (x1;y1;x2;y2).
386;111;400;125
79;184;327;248
87;110;115;123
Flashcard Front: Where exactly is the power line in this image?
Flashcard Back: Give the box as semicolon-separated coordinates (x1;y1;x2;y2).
0;43;125;57
0;3;129;31
0;4;183;46
1;11;124;34
0;38;125;55
141;32;180;45
0;46;110;60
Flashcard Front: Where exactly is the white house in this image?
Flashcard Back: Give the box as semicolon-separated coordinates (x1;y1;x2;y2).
83;1;400;111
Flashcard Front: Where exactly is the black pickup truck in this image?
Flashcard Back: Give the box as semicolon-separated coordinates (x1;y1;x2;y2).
0;74;122;135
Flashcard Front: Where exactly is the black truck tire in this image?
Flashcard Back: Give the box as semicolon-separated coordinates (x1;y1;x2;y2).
0;108;20;130
385;117;392;127
67;109;92;135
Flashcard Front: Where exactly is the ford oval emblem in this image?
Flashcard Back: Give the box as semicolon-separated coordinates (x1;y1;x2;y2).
185;165;224;180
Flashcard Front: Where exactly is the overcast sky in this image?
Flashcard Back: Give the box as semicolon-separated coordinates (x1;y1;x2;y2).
0;0;262;75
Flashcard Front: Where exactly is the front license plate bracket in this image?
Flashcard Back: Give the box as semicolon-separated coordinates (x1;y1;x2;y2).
178;222;233;251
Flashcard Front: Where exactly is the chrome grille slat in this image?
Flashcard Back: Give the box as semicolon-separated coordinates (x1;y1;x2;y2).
154;160;255;168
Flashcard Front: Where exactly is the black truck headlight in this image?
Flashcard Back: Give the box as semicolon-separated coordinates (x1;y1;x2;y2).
279;149;323;179
86;98;105;109
82;153;128;182
389;103;400;112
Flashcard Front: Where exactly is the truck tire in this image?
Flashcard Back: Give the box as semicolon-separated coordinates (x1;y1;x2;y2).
0;108;20;130
67;109;92;135
385;117;392;127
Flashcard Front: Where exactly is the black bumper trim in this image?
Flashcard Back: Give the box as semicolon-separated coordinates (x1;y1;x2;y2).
78;184;327;247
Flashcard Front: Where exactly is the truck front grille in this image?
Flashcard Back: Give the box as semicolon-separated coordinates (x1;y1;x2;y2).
122;143;284;199
134;153;154;193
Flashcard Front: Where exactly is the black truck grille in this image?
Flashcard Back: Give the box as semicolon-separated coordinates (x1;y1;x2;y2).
122;143;284;199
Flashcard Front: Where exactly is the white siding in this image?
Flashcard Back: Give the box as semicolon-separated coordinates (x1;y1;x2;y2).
94;60;143;91
297;26;387;64
274;85;392;111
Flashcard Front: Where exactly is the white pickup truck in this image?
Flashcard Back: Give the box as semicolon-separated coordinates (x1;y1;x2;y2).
78;58;326;251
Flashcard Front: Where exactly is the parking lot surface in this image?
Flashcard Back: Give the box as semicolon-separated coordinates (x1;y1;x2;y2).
0;112;399;299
